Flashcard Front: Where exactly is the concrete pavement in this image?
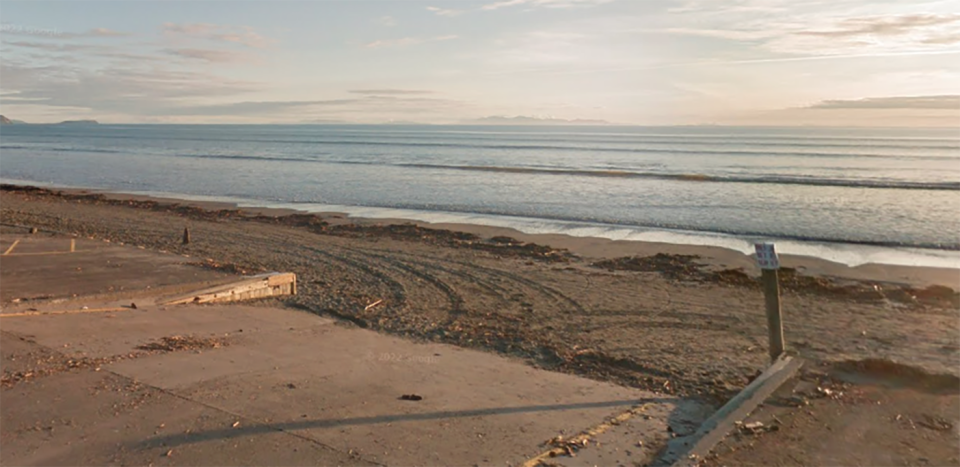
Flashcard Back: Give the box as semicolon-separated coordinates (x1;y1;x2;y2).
1;230;707;466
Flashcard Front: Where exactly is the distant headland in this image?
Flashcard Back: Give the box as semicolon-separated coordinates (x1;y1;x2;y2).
57;119;100;125
0;115;99;125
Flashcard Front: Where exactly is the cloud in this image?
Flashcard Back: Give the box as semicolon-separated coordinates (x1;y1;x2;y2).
349;89;435;95
363;35;458;49
164;99;361;116
481;0;614;10
655;27;776;41
807;95;960;110
0;60;259;118
796;14;960;38
922;32;960;45
0;24;130;39
426;6;464;17
164;48;249;63
376;16;397;26
654;9;960;56
87;27;130;37
158;94;467;121
3;40;180;64
426;0;612;15
161;22;273;48
3;40;103;53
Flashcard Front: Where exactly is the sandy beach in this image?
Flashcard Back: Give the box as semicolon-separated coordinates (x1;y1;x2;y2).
2;184;958;403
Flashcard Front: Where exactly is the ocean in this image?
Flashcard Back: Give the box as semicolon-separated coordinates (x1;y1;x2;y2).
1;124;958;268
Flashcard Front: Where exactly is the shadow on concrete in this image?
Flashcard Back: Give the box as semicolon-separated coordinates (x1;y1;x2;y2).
139;397;673;449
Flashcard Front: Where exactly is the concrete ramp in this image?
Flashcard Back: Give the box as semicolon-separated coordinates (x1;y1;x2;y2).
1;230;704;466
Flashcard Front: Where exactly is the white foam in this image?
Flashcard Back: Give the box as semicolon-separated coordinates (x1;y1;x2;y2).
264;202;960;269
4;179;958;269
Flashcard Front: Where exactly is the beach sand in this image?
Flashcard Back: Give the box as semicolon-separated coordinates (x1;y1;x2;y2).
2;184;958;405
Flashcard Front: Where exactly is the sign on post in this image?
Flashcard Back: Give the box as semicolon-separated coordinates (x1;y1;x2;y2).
754;243;779;270
754;243;785;361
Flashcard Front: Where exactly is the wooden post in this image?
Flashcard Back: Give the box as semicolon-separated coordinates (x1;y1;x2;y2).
182;227;190;245
755;243;785;362
761;268;784;361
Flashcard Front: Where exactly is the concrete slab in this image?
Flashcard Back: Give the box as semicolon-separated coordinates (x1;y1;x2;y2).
1;302;687;466
0;233;231;304
0;304;321;360
0;366;374;466
1;233;698;466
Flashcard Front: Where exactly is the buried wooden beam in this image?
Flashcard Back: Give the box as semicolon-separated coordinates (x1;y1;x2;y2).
669;354;803;467
160;272;297;305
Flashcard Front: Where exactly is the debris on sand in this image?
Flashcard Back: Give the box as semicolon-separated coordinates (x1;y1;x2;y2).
917;414;953;432
1;350;147;387
592;254;959;309
399;394;423;401
831;358;960;394
592;253;703;280
136;335;228;352
188;258;260;276
327;223;573;262
736;420;779;435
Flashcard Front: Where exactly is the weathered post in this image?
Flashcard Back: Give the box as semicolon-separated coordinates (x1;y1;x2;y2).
755;243;784;362
182;227;191;245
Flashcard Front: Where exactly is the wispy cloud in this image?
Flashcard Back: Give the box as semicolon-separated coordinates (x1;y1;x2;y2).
164;48;250;63
161;94;467;121
923;32;960;45
0;24;131;39
481;0;615;10
655;11;960;55
165;99;360;116
161;22;273;48
376;16;398;27
363;35;458;49
426;0;611;15
426;6;464;17
796;14;960;38
86;27;130;38
349;89;435;95
3;40;103;52
0;59;259;118
807;95;960;110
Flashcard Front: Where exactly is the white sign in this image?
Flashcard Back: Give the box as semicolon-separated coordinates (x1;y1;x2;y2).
754;243;780;270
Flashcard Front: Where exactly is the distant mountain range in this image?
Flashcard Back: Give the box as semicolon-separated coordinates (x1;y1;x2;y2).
0;115;98;125
58;119;100;125
467;116;610;125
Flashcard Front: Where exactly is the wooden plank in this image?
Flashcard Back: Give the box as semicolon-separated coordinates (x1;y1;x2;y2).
1;307;129;318
670;355;803;467
160;272;296;305
3;239;21;256
762;268;785;362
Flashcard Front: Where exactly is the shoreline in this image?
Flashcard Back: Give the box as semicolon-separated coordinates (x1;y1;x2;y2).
3;182;958;397
2;181;957;288
3;178;959;269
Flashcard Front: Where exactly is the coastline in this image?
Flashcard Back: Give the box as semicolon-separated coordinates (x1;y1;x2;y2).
2;180;957;288
3;181;958;400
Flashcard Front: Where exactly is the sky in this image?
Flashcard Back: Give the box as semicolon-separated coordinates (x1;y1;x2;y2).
1;0;958;125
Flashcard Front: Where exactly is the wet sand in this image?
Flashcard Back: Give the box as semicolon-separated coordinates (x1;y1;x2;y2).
2;184;958;404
